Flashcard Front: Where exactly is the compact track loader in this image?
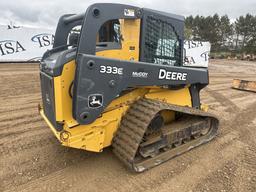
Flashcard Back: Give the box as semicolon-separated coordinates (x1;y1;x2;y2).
39;3;219;172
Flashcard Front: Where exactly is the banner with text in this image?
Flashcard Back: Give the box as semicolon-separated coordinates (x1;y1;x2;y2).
0;25;54;62
0;25;210;67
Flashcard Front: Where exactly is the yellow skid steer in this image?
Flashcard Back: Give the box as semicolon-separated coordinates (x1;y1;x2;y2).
39;3;219;172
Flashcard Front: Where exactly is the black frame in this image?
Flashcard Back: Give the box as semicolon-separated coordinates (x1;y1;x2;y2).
53;14;84;48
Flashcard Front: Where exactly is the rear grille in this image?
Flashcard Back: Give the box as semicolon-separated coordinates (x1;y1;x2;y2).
40;72;63;131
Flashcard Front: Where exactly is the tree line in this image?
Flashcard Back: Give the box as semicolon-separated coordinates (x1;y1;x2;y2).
185;14;256;54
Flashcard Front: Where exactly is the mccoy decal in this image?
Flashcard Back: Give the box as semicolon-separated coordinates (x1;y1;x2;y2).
0;40;26;56
132;71;148;78
31;33;54;48
158;69;187;81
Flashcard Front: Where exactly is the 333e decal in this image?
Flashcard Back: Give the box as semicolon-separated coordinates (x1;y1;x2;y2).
99;65;123;75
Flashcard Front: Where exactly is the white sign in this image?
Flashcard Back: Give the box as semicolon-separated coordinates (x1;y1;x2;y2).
183;40;211;67
0;25;54;61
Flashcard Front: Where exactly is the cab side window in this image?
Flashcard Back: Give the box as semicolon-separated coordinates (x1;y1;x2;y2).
97;20;121;44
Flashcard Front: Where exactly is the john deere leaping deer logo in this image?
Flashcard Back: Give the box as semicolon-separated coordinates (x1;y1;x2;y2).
88;94;103;108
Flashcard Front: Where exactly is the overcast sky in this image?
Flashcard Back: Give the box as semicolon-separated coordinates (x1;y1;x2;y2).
0;0;255;28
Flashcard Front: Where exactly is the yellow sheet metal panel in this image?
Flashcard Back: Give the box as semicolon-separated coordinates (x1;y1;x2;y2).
59;89;148;152
65;106;128;151
54;77;64;121
67;128;105;152
54;60;77;126
145;88;192;107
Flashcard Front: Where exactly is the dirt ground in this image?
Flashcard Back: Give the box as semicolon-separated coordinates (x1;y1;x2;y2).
0;59;256;192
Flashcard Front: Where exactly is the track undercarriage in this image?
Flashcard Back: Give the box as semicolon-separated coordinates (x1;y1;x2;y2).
113;98;219;172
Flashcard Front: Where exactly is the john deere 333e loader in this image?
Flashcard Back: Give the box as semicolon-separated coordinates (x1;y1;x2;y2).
39;3;219;172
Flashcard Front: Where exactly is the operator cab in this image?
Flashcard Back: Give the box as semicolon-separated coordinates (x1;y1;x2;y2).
40;6;184;76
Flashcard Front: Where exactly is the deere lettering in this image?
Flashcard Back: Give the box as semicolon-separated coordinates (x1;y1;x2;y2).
31;33;54;48
0;40;26;56
158;69;187;81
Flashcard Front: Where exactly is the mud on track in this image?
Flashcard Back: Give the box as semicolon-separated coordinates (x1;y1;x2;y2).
0;60;256;192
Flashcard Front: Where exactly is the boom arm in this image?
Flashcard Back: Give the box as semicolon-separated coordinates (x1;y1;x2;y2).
71;3;208;124
73;54;209;124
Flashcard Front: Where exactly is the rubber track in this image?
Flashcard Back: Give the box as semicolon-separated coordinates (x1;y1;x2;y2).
112;98;219;172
